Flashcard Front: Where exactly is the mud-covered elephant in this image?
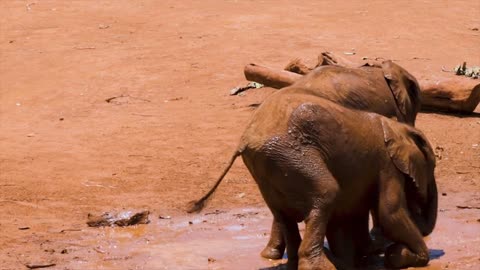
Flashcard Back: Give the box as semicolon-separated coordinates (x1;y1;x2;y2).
188;89;437;269
289;60;421;126
257;60;422;260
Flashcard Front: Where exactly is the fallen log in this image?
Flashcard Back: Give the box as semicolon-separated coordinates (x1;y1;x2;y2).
244;62;480;114
420;78;480;113
244;63;301;89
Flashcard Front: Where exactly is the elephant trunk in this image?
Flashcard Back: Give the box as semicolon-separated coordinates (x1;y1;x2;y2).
419;180;438;236
413;180;438;236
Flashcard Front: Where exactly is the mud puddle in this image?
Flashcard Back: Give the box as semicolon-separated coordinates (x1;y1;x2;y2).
53;208;278;270
41;206;477;270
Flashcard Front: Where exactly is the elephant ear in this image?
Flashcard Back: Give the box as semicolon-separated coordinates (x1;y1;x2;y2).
381;118;435;201
381;60;422;125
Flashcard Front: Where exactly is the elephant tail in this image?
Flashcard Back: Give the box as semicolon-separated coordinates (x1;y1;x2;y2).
186;148;243;213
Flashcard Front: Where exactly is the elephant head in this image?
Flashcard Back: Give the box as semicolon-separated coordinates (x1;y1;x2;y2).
381;61;422;126
381;118;438;236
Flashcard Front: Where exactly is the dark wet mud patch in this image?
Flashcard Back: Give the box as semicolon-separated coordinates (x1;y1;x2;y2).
37;206;478;269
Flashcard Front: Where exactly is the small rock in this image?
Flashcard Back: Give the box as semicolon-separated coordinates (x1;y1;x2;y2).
98;24;110;29
87;211;150;227
18;227;30;230
27;133;35;137
208;257;216;263
471;27;479;31
237;192;245;198
16;102;21;106
61;249;68;254
159;215;171;220
26;2;35;11
188;221;193;225
442;192;447;196
59;118;64;121
434;146;444;160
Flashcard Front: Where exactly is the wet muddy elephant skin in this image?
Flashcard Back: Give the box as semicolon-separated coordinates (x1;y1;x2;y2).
260;60;422;261
189;91;438;269
289;60;421;126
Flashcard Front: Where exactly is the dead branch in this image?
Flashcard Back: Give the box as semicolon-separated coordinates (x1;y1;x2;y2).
244;63;302;89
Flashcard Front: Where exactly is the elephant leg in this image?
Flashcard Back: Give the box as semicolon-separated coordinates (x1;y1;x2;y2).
298;209;336;270
326;221;355;269
261;218;286;259
378;174;430;268
274;213;301;270
243;157;288;260
351;213;373;267
327;213;371;268
369;208;388;254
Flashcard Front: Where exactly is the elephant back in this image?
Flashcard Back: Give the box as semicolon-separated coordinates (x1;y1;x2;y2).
288;64;420;126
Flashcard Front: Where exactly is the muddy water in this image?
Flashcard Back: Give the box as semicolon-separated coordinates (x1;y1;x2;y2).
54;207;480;270
67;209;280;270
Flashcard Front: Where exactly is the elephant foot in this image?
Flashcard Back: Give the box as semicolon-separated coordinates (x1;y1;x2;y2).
385;243;429;268
369;226;388;254
260;244;285;260
298;256;336;270
286;257;298;270
296;248;337;270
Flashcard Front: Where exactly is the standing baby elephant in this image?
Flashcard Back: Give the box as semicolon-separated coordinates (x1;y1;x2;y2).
262;60;422;260
188;90;437;269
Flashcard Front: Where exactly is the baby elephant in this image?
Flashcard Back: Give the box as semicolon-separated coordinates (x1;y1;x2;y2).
189;89;437;269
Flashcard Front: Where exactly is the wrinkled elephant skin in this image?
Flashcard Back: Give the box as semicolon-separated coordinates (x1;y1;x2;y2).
262;60;422;260
190;89;438;269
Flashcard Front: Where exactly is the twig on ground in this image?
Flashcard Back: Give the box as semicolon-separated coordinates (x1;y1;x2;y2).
456;205;480;210
74;46;96;50
25;263;56;269
59;228;82;233
94;247;106;254
0;200;46;209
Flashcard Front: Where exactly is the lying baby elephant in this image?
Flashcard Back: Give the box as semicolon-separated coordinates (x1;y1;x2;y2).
188;89;437;269
289;60;421;126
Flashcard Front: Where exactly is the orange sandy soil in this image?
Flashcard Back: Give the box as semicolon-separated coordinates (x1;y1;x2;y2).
0;1;479;269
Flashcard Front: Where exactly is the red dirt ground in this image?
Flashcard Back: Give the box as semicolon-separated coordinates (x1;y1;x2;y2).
0;1;479;269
